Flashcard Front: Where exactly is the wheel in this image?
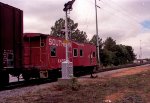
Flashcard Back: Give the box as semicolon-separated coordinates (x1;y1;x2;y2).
48;70;59;81
22;72;30;81
0;71;9;86
93;66;98;73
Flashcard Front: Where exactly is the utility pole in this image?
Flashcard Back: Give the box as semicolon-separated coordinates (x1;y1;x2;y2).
95;0;100;67
139;40;142;59
61;0;75;79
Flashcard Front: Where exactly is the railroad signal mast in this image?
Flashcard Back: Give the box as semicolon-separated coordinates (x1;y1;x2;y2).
61;0;75;79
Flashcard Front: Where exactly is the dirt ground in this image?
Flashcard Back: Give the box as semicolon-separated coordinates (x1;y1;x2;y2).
0;64;150;103
78;64;150;84
76;64;150;103
110;65;150;77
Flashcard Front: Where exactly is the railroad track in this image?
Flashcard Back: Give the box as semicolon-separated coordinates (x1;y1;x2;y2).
1;63;149;91
0;79;56;91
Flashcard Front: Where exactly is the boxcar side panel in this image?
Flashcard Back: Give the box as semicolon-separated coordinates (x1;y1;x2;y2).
0;2;23;71
1;4;14;69
13;9;23;69
0;3;2;69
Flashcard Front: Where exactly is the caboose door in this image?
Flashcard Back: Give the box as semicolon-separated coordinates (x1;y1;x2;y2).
49;46;58;69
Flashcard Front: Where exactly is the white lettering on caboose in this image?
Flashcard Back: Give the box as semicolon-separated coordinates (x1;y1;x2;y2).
58;59;66;63
49;38;64;46
49;38;71;47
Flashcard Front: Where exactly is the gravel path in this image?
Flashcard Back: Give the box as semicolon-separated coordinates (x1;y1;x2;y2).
0;82;58;103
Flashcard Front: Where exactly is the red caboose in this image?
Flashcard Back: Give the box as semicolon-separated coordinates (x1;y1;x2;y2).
23;33;97;80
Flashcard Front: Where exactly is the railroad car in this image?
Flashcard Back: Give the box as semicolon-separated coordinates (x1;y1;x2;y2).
0;2;97;83
0;2;23;85
23;33;97;80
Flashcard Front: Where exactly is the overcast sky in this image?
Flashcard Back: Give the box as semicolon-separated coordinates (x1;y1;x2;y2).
1;0;150;59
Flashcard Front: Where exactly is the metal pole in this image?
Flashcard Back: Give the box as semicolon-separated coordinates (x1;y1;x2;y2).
139;40;142;59
95;0;100;66
65;11;69;62
61;0;74;79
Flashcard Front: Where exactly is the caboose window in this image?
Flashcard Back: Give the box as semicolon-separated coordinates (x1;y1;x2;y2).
50;46;56;57
73;48;78;57
41;42;45;47
7;53;14;67
80;49;83;57
8;54;13;60
93;52;96;57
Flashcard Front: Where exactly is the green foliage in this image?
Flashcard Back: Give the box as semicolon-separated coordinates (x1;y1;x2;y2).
55;77;80;91
104;37;116;51
71;29;87;43
98;37;136;66
71;77;80;91
100;49;115;66
51;18;65;38
113;45;128;65
50;18;87;43
90;35;102;46
125;46;136;62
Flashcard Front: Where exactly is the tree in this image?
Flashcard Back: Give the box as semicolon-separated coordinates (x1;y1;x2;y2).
100;37;136;66
100;49;115;66
113;45;128;65
125;46;136;62
50;18;88;43
71;29;87;43
90;34;103;49
104;37;116;51
51;18;65;38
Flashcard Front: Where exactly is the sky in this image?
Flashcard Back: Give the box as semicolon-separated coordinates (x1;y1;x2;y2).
1;0;150;59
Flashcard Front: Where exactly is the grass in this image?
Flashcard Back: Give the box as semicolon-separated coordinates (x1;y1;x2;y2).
4;70;150;103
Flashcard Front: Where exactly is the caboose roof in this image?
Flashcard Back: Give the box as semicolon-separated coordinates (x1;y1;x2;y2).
23;33;96;46
24;33;48;38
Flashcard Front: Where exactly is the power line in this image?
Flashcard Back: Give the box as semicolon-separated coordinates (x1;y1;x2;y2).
71;0;94;33
74;0;142;38
86;0;141;29
100;0;140;25
97;0;142;31
100;5;139;28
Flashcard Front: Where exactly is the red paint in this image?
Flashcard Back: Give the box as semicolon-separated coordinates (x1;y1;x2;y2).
0;2;23;70
23;33;97;71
